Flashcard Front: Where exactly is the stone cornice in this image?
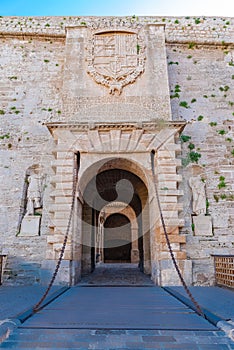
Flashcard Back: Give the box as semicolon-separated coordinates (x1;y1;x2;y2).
45;120;187;134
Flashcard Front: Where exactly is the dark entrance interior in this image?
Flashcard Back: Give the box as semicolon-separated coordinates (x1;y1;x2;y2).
81;158;151;277
104;213;131;263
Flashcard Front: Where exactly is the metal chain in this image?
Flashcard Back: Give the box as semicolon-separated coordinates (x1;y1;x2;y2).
150;150;204;317
33;155;79;312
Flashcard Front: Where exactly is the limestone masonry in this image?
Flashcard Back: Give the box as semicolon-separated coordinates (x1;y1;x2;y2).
0;16;233;286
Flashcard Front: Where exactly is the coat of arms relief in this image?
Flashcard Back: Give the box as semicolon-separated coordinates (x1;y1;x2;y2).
86;29;146;95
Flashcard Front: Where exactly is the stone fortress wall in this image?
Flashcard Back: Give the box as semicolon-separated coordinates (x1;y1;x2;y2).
0;16;233;285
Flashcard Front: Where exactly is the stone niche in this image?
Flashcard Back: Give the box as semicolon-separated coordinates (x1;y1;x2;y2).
18;165;44;237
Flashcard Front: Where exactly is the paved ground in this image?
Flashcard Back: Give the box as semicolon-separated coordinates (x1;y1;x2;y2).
1;328;234;349
0;286;61;320
0;264;233;349
79;263;153;286
169;286;234;321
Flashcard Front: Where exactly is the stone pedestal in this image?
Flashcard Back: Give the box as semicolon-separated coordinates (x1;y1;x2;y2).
20;216;41;236
193;215;213;236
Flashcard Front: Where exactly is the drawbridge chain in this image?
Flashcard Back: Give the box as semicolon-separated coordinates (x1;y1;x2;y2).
33;154;79;312
150;150;204;317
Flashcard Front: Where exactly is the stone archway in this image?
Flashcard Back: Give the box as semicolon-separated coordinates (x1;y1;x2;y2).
97;202;139;264
80;160;151;277
103;213;132;263
45;121;191;286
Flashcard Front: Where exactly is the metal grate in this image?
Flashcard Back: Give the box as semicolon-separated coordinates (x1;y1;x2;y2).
213;255;234;289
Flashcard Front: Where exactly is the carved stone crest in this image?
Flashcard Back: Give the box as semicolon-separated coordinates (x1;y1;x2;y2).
87;30;145;95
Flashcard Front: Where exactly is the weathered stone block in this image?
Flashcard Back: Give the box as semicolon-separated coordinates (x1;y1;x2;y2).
19;216;41;236
193;215;213;236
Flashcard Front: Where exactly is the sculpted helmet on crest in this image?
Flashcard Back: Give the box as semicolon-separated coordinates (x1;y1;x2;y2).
86;19;146;95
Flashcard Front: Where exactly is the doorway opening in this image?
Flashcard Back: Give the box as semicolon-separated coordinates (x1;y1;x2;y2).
79;158;151;279
104;213;131;263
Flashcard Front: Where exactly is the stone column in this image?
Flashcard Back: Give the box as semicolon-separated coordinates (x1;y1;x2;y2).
131;227;139;264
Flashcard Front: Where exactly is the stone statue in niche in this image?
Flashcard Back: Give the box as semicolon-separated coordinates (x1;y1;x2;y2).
18;167;44;236
189;176;206;216
26;173;42;216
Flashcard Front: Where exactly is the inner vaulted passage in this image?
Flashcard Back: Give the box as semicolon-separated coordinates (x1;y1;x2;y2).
80;161;151;277
104;214;131;263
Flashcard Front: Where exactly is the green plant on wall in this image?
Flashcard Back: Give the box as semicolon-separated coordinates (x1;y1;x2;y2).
179;101;190;108
209;121;217;126
206;199;210;211
180;134;191;143
188;42;196;49
220;193;227;200
0;133;10;139
181;133;202;166
170;84;181;99
182;151;202;166
168;61;179;65
218;176;226;189
194;18;201;24
188;151;201;163
188;142;195;150
219;85;229;92
217;129;227;135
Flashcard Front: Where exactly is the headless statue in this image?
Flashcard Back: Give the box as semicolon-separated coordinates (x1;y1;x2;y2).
189;176;206;216
26;174;42;215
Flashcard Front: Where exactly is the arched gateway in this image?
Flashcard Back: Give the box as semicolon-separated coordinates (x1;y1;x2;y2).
45;121;192;286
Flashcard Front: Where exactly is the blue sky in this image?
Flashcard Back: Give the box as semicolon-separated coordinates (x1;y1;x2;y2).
0;0;234;17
